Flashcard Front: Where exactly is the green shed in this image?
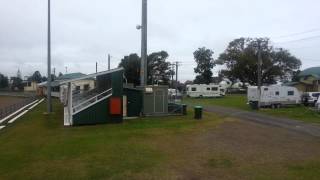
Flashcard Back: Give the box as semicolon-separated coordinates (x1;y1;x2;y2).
60;68;124;126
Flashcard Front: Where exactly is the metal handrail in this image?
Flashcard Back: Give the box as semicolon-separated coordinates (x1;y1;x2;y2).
72;88;112;114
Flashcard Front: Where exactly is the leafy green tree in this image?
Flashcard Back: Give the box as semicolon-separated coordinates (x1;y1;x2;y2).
193;47;215;84
119;51;172;86
11;77;23;91
147;51;171;85
28;71;42;83
217;38;301;85
119;53;141;86
0;73;9;88
41;76;48;82
291;70;301;82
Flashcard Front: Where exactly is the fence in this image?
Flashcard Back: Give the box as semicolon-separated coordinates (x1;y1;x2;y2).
0;97;37;120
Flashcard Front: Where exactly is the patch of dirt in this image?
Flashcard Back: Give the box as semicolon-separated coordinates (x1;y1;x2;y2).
147;118;320;179
0;96;26;109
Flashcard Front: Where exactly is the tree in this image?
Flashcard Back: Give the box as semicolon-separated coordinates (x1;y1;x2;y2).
0;73;9;88
28;71;42;83
41;76;48;82
147;51;171;85
119;51;172;86
292;70;301;82
193;47;215;84
217;38;301;85
11;77;23;91
58;72;63;77
118;53;141;86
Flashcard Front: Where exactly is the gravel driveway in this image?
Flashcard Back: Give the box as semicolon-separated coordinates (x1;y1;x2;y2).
203;105;320;137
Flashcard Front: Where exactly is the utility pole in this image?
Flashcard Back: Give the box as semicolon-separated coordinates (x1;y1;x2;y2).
140;0;148;86
47;0;52;113
175;61;180;96
171;63;175;88
108;54;111;70
65;66;68;74
257;40;262;110
96;62;98;73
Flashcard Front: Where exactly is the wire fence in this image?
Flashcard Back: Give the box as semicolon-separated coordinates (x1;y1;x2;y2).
0;97;37;120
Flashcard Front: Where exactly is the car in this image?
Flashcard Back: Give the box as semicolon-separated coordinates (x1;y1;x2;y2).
302;92;320;106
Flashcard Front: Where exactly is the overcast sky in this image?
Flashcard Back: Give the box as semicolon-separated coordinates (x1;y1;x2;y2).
0;0;320;82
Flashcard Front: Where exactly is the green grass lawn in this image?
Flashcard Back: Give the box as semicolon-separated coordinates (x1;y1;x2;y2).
0;100;223;179
0;99;320;179
183;94;320;124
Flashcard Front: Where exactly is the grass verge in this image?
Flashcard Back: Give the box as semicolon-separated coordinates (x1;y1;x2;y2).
183;95;320;124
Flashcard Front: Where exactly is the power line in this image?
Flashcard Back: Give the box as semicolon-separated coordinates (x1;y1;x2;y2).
272;28;320;39
274;35;320;44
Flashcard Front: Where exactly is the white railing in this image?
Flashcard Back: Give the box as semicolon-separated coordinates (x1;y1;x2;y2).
72;88;112;115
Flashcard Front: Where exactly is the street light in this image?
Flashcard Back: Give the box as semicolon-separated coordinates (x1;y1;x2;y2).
137;0;147;87
47;0;52;113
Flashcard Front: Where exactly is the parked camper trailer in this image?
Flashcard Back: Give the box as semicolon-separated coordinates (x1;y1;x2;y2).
247;85;301;108
187;84;224;98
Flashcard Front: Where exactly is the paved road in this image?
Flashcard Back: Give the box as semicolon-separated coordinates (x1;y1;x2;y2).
202;105;320;137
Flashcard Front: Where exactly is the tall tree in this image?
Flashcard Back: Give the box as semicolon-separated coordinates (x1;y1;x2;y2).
0;73;9;88
28;71;42;83
119;51;172;86
193;47;215;84
147;51;171;85
217;38;301;85
119;53;141;86
11;77;23;91
58;72;63;77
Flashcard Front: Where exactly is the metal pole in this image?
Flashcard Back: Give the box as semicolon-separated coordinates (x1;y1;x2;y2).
108;54;111;70
140;0;148;86
171;64;174;88
47;0;52;113
257;40;262;110
96;62;98;73
175;62;179;96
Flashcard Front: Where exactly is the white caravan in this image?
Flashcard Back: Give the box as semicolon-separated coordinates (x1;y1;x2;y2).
187;84;224;98
247;85;301;108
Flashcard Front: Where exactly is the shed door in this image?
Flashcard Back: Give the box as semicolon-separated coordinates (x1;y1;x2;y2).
155;90;164;113
126;90;142;117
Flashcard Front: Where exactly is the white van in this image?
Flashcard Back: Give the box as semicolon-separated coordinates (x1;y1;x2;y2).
247;85;301;108
187;84;223;98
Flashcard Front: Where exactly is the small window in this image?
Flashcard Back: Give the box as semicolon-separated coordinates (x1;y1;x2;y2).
192;87;197;92
275;91;280;96
211;87;218;91
207;87;211;91
264;88;269;91
288;91;294;96
84;84;90;91
312;93;320;97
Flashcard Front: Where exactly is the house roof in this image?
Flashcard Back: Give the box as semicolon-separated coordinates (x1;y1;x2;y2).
283;82;299;86
56;73;87;81
299;67;320;79
59;68;124;85
38;68;124;87
38;73;93;87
